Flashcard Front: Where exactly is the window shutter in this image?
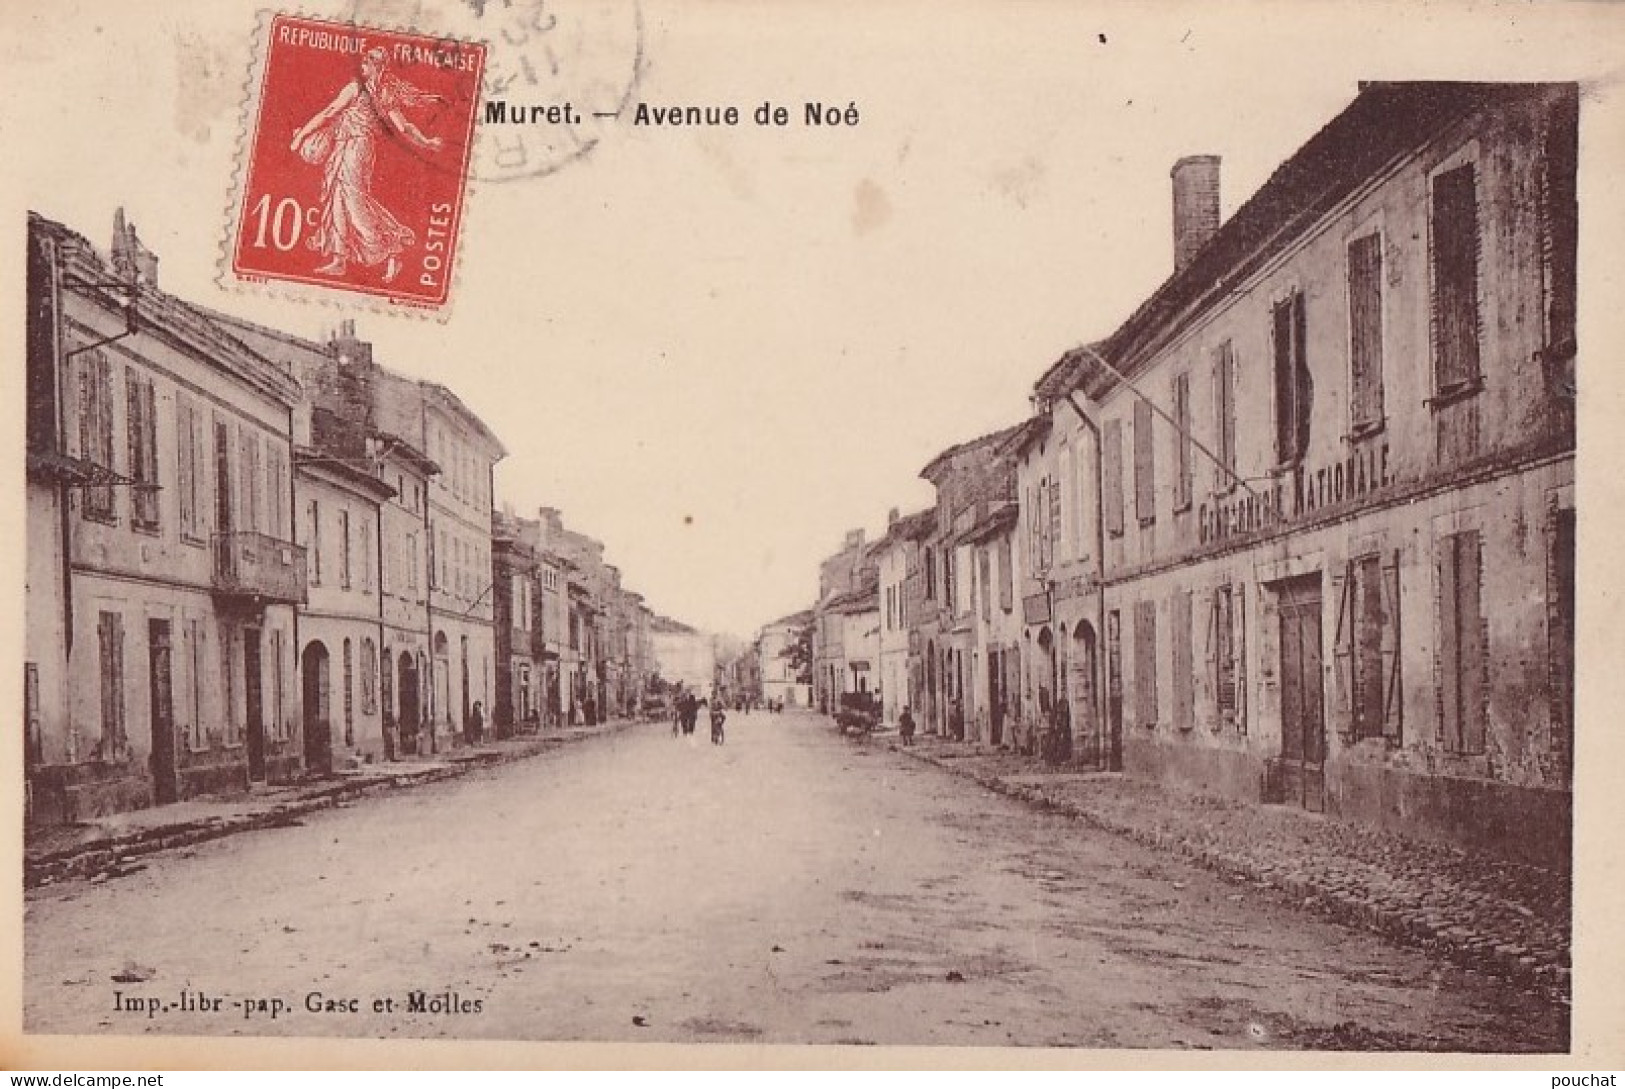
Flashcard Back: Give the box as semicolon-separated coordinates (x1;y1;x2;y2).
1103;419;1124;537
176;400;192;534
1348;233;1385;429
1235;584;1248;734
1332;561;1355;739
1202;588;1218;727
1380;550;1404;744
1273;298;1294;463
1458;532;1486;754
1293;292;1311;461
1136;600;1158;728
126;367;141;500
1172;590;1194;730
1437;539;1461;752
1432;164;1482;390
1134;399;1155;524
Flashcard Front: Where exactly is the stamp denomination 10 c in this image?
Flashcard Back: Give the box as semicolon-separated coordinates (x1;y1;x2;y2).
227;14;486;312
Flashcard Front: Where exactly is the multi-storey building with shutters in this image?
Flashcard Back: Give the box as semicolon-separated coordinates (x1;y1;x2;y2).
25;211;308;823
1068;83;1576;865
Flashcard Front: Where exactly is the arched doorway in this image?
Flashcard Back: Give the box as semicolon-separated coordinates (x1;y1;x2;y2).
398;651;421;754
1072;622;1101;766
301;641;331;775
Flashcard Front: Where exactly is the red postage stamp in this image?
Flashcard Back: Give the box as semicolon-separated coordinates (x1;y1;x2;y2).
227;14;485;311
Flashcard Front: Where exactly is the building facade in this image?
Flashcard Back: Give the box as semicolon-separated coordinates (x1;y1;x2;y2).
758;610;812;709
1075;82;1576;865
917;426;1022;741
26;212;307;824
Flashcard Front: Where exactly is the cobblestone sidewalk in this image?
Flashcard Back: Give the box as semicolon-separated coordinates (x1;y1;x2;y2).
888;732;1571;1004
25;719;643;889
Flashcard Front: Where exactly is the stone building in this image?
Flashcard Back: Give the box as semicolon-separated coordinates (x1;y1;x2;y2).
25;211;306;823
811;529;876;714
875;508;934;727
492;508;541;736
758;610;813;709
916;425;1022;740
1005;350;1115;766
1070;82;1576;865
292;410;396;770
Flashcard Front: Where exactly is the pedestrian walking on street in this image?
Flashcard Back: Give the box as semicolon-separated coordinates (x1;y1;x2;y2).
710;703;727;745
898;706;916;747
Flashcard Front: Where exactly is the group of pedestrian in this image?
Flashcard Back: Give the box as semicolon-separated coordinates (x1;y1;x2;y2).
669;689;729;745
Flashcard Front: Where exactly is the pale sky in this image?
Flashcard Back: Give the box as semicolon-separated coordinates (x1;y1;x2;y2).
5;0;1621;640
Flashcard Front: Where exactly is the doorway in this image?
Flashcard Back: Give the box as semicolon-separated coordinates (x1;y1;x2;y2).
148;619;177;804
301;641;331;776
244;627;265;782
1275;574;1326;812
1073;622;1100;766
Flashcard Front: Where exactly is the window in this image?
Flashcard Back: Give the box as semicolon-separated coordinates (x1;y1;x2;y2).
361;638;378;715
359;520;373;592
406;532;419;593
924;547;936;600
1171;590;1194;729
266;446;286;539
1212;342;1237;490
1133;599;1158;728
1333;553;1402;744
979;547;992;623
125;369;159;530
1431;163;1482;395
177;398;205;540
306;500;322;585
1047;477;1061;567
1272;290;1311;464
1347;232;1386;432
214;418;234;535
96;610;127;759
238;431;261;534
1437;530;1485;754
78;351;116;521
1133;399;1156;525
1207;583;1247;733
1103;418;1124;537
1172;371;1192;512
1540;97;1578;367
998;536;1014;613
339;509;352;589
342;638;355;747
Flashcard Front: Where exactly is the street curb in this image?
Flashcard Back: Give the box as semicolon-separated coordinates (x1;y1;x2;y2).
25;719;645;890
885;739;1570;1005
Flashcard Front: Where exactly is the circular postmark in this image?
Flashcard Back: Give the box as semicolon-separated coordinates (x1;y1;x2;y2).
345;0;645;184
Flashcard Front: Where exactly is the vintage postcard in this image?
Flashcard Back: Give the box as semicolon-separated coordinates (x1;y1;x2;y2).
3;0;1625;1072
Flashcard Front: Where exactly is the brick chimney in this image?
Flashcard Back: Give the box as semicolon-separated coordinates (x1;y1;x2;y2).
1171;155;1221;272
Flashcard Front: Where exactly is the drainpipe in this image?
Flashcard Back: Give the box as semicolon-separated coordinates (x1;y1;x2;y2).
288;402;300;771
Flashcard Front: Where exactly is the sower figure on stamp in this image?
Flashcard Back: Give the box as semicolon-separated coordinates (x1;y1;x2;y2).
290;46;444;283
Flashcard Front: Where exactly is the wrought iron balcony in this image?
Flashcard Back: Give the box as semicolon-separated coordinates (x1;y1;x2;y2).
212;531;307;605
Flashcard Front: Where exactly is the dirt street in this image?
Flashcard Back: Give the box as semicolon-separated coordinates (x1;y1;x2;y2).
24;711;1566;1051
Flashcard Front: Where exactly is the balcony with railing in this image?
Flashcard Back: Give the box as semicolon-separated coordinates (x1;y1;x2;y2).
212;531;308;605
